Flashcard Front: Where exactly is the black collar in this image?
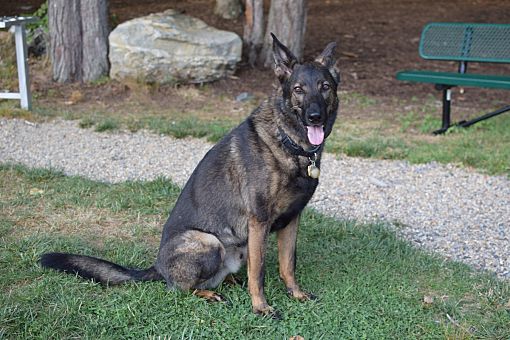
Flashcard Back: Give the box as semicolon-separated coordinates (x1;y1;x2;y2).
278;127;322;158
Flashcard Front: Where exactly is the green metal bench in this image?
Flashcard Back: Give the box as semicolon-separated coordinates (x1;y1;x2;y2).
396;22;510;134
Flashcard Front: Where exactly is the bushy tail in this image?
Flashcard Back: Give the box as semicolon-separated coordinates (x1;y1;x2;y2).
40;252;163;285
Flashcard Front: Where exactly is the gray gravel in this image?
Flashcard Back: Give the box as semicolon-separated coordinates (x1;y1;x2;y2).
1;118;509;279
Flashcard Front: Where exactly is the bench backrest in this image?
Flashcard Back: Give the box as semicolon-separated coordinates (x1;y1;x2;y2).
419;22;510;63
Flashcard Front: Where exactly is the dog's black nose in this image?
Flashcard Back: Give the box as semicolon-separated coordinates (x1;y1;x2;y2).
307;112;322;124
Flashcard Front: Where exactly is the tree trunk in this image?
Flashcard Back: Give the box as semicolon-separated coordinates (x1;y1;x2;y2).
242;0;264;66
48;0;82;82
259;0;307;67
48;0;109;83
214;0;242;20
81;0;109;82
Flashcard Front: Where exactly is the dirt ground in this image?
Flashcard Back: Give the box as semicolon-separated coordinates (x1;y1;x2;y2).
2;0;510;120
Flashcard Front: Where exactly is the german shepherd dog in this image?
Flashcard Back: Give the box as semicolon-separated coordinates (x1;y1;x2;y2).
40;34;339;317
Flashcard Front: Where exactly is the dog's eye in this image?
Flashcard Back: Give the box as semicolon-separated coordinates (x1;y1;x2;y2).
321;83;330;91
293;86;304;94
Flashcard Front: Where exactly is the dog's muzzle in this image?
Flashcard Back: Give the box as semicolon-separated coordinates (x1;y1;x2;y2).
305;103;325;125
304;103;325;146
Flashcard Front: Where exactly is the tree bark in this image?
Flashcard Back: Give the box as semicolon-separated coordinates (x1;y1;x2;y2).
48;0;109;83
242;0;264;66
81;0;109;82
49;0;82;82
259;0;307;67
214;0;242;20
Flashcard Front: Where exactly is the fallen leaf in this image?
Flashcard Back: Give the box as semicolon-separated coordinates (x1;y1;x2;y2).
289;336;305;340
29;188;44;196
423;295;434;304
65;90;84;105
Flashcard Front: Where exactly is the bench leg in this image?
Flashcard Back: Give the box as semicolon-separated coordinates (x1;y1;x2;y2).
457;105;510;128
14;23;32;110
432;85;509;133
433;86;452;135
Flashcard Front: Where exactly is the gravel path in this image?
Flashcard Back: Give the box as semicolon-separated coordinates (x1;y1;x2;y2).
1;118;509;279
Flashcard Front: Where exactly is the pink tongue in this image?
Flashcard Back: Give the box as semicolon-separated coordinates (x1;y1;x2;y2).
307;126;324;145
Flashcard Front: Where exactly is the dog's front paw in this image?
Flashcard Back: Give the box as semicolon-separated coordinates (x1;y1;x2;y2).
253;303;282;320
287;288;317;301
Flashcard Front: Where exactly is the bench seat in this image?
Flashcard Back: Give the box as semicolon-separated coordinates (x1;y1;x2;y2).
396;22;510;133
396;70;510;90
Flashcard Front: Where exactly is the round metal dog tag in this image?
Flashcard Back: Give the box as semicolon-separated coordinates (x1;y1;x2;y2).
307;164;320;178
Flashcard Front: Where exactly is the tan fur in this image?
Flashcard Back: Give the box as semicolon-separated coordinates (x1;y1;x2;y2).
174;230;223;255
247;215;270;314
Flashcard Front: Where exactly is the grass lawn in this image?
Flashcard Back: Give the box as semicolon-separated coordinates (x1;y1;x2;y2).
1;164;509;339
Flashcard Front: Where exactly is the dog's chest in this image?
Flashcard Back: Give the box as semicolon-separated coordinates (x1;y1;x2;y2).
270;175;317;231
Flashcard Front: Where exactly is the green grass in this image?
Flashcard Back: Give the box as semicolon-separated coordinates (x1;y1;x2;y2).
94;118;120;132
329;110;510;175
62;111;237;143
143;116;236;142
328;135;409;159
341;91;377;108
23;107;237;142
408;114;510;173
1;164;509;338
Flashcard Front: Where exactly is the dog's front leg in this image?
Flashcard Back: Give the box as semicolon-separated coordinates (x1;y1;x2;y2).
247;216;274;316
277;216;315;301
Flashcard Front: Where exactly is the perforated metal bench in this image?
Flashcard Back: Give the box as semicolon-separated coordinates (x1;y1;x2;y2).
396;22;510;134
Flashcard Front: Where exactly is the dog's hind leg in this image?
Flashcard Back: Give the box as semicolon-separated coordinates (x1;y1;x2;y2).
155;230;228;299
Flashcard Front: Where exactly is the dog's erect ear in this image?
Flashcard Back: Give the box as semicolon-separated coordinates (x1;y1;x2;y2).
271;33;297;82
315;42;340;84
315;42;337;68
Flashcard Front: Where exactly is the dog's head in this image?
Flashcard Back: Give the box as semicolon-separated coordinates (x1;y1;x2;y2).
272;34;339;148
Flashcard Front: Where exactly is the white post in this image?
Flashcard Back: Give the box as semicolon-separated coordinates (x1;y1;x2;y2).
14;23;31;110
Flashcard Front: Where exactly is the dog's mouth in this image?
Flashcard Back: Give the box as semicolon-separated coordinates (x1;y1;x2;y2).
306;125;324;146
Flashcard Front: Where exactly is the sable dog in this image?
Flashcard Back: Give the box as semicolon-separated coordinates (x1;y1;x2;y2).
40;34;340;317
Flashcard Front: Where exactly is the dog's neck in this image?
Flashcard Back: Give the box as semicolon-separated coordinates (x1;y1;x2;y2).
277;127;322;158
251;94;323;159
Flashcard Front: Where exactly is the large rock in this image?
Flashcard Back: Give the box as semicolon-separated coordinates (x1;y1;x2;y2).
109;10;242;84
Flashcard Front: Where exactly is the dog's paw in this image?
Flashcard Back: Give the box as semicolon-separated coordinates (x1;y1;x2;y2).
287;288;317;302
193;289;227;303
253;304;282;320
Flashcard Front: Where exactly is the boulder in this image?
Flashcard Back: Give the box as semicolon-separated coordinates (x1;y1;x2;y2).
109;10;242;84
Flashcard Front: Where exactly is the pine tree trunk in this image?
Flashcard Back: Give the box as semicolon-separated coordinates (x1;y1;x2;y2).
48;0;109;83
242;0;264;66
259;0;307;67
